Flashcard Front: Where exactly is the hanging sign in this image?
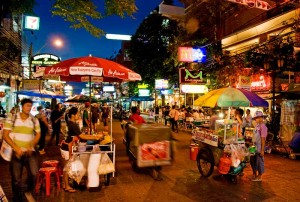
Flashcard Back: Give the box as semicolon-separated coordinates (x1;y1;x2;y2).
250;74;271;91
238;76;251;88
226;0;271;10
155;79;168;89
24;16;40;30
179;68;205;84
178;47;207;63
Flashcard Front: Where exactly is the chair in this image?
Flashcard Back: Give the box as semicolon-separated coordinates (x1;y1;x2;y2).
42;160;62;177
35;167;61;196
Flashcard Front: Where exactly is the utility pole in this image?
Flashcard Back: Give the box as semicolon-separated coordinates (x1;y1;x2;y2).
28;42;33;79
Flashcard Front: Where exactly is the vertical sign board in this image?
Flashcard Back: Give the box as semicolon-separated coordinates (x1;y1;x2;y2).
24;16;40;30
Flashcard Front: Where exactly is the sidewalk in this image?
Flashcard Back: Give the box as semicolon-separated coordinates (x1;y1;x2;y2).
1;119;300;201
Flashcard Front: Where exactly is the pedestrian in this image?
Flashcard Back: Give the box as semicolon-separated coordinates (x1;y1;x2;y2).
164;103;170;126
169;105;179;132
35;106;49;155
49;103;63;146
91;103;99;132
100;102;110;131
242;109;252;136
250;110;268;182
129;106;146;124
2;98;41;202
82;102;91;133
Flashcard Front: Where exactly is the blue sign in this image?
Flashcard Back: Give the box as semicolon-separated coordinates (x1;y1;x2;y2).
192;47;206;63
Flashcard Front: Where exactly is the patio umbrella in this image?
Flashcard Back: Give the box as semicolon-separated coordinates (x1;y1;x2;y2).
38;55;142;134
194;87;269;108
65;94;98;103
15;90;67;99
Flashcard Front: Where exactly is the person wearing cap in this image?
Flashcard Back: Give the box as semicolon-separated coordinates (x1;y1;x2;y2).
251;110;268;182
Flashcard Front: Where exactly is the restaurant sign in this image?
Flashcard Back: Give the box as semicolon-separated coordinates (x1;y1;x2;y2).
179;68;205;84
250;74;271;91
32;54;61;72
178;47;207;63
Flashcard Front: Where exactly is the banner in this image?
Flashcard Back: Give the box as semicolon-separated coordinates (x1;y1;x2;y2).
22;79;41;90
227;0;271;10
179;68;205;84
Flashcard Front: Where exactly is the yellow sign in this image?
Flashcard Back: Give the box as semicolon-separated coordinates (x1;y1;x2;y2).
138;83;149;89
23;80;41;90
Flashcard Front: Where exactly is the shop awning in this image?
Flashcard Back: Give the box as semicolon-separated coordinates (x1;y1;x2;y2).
130;95;154;101
15;90;67;99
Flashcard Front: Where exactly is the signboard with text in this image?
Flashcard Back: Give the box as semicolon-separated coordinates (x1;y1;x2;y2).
24;16;40;30
23;79;41;90
178;47;207;63
238;76;251;89
180;84;208;93
155;79;168;89
250;74;271;91
179;68;205;84
32;54;61;72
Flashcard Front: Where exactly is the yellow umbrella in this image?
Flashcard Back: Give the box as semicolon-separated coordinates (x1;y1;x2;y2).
194;87;268;108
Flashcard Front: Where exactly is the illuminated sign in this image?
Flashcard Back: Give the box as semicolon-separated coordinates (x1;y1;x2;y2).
31;54;61;70
24;16;40;30
178;47;207;63
238;76;251;88
250;74;271;91
179;68;205;84
161;89;173;95
103;86;115;92
138;89;150;96
155;79;168;89
180;84;208;93
138;83;149;89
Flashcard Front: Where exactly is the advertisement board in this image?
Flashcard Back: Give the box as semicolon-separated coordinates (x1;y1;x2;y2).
138;89;150;96
178;47;207;63
180;84;208;93
179;68;205;84
155;79;168;89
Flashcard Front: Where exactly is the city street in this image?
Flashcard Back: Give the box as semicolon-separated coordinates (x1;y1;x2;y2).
1;119;300;202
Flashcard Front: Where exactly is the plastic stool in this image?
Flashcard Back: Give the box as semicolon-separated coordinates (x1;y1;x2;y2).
42;160;62;176
35;167;61;196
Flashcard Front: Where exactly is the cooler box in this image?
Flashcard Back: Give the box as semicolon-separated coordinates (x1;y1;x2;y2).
128;124;172;167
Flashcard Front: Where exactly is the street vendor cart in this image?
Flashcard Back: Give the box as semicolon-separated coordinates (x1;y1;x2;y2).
192;119;248;182
193;87;269;181
125;123;172;180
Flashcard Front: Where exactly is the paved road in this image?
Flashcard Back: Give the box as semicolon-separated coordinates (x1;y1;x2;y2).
1;119;300;202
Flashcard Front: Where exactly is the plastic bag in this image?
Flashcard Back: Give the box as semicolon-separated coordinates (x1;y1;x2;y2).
65;155;86;184
230;144;240;168
98;153;115;175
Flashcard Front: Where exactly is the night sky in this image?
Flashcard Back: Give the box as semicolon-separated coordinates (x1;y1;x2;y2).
25;0;184;94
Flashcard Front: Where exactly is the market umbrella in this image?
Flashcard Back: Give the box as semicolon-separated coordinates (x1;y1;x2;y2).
65;94;98;103
38;55;142;134
194;87;269;108
15;90;67;99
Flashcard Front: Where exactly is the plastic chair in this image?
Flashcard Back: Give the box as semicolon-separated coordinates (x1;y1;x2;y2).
35;167;61;196
42;160;62;176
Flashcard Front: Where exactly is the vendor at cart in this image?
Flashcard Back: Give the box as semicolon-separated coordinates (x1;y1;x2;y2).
60;106;102;192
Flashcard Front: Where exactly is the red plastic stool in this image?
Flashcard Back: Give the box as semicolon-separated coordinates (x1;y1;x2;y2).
42;160;62;176
35;167;61;196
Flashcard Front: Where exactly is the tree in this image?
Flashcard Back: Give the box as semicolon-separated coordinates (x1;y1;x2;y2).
1;0;137;37
128;12;183;91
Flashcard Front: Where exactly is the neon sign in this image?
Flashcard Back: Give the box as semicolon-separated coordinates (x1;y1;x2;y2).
178;47;207;63
179;69;205;84
250;74;270;91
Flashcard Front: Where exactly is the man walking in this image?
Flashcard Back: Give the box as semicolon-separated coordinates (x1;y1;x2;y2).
3;98;41;202
169;105;179;132
49;103;63;145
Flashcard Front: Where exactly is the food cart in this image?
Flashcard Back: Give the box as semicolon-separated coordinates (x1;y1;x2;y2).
192;119;247;182
192;87;269;181
125;123;172;180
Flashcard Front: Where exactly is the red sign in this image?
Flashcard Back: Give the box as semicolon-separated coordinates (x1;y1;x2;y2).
295;72;300;84
178;47;193;62
139;141;170;161
250;74;271;91
45;66;69;76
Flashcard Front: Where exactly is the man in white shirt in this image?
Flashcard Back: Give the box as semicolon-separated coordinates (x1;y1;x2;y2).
169;105;179;132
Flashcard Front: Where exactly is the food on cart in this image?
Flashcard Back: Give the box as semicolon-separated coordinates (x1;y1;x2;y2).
80;133;104;140
65;155;86;184
140;141;170;160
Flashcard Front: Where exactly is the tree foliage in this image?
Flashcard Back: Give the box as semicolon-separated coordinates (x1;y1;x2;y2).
128;12;183;91
1;0;137;38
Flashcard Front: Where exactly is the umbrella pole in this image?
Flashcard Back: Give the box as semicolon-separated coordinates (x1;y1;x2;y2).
89;75;92;135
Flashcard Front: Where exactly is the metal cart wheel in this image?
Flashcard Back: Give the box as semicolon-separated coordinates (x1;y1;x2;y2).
104;173;111;186
196;147;215;177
